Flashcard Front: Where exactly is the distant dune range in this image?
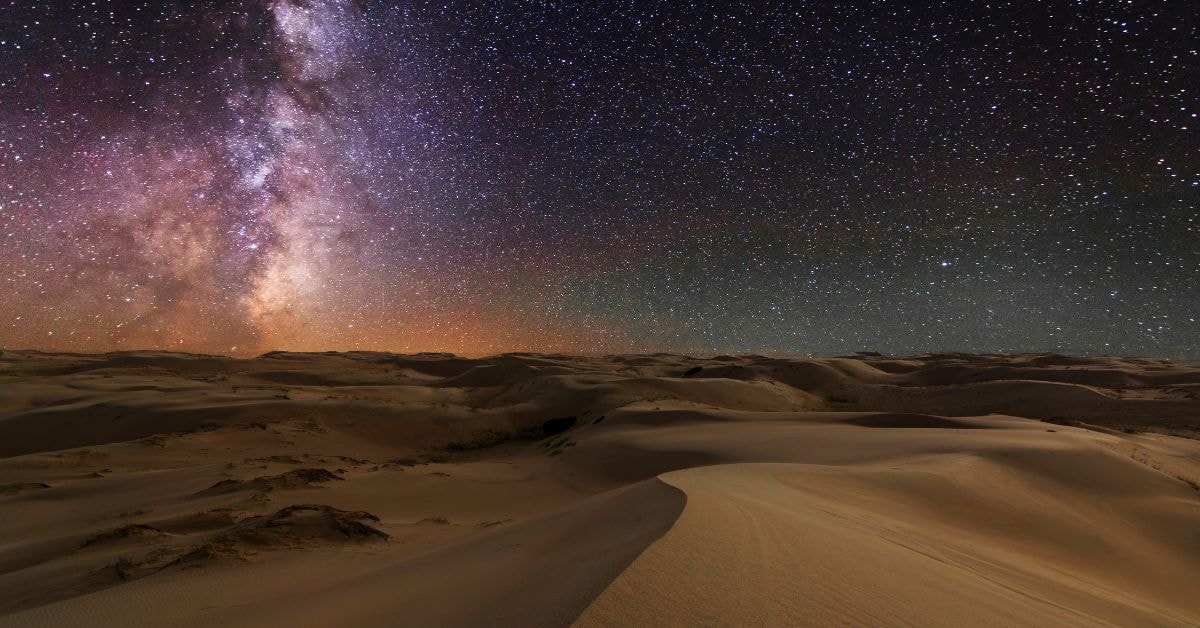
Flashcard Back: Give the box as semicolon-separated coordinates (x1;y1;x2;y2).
1;350;1199;626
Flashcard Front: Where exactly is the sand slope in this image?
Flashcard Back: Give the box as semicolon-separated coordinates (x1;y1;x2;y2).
1;350;1199;626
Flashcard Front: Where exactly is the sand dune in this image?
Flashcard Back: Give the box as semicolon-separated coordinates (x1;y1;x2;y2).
1;350;1199;626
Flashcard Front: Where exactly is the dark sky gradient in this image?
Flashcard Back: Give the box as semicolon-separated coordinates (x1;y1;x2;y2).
1;1;1197;357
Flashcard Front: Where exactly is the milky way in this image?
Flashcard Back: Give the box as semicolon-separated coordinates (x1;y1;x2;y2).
1;1;1197;357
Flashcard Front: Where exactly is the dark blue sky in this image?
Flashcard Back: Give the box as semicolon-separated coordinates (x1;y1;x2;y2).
1;1;1196;357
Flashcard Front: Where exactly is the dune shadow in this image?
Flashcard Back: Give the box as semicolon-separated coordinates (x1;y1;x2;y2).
840;413;988;429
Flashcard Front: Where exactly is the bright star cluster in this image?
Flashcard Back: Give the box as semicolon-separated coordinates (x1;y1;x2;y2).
1;1;1197;357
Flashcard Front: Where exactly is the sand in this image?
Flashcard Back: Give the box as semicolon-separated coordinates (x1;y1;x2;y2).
1;350;1198;626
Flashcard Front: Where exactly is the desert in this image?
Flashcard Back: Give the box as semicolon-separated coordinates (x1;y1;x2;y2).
6;0;1197;625
1;350;1199;626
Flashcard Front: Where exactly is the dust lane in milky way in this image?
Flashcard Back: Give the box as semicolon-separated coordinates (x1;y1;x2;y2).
1;1;1197;357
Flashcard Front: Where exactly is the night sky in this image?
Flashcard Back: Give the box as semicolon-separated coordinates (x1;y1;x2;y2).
1;1;1197;358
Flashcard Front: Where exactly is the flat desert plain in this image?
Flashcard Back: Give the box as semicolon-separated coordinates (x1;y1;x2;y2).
1;350;1199;626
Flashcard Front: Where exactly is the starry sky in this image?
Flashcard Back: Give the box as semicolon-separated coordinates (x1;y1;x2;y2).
1;1;1197;358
